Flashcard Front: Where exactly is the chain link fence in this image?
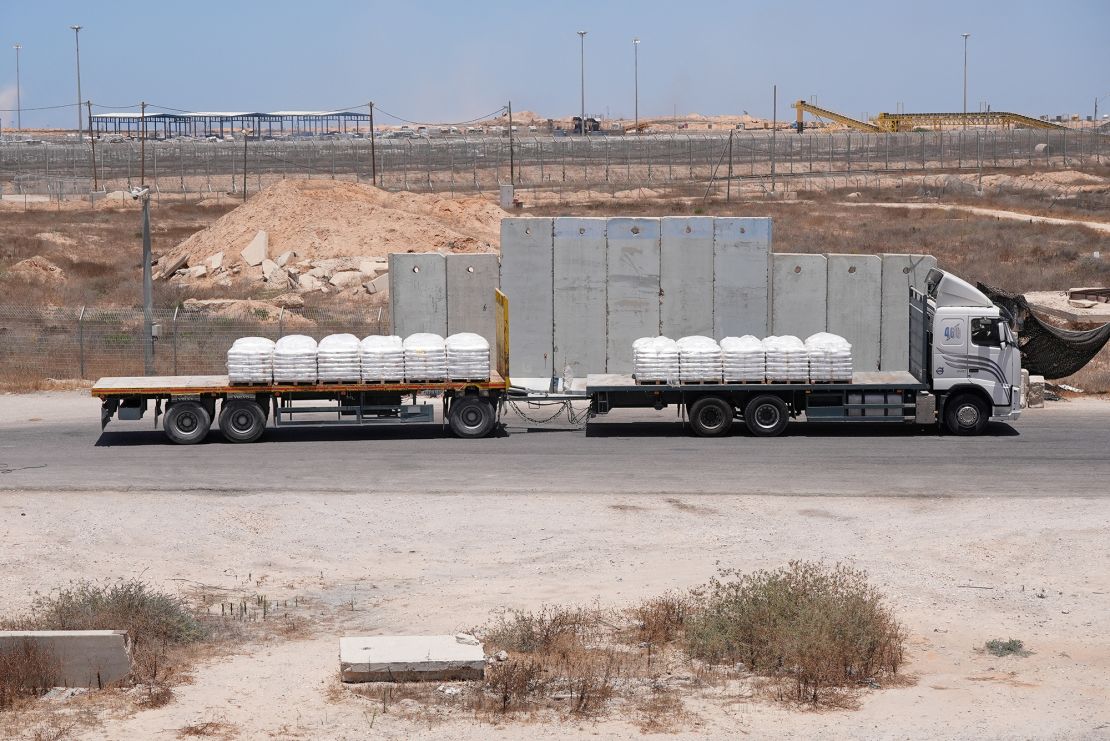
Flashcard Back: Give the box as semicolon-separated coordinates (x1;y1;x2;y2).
2;129;1105;201
0;305;387;382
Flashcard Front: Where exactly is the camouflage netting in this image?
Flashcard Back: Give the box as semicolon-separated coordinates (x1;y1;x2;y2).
979;283;1110;380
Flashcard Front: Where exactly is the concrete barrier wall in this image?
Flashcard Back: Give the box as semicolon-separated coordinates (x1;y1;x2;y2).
500;217;554;379
553;217;607;378
446;253;499;346
0;630;131;688
389;253;447;337
880;254;938;370
606;217;662;372
772;254;827;338
714;217;772;338
660;216;714;338
827;254;882;370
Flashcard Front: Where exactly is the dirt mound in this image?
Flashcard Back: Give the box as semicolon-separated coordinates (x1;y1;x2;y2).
8;256;66;284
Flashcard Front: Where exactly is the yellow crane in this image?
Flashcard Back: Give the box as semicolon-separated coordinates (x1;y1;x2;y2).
793;100;1066;133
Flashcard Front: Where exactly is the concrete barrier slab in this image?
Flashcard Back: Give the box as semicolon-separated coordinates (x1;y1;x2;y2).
827;254;882;370
389;253;447;337
340;634;485;682
772;253;827;338
553;217;607;378
500;218;554;379
0;630;131;688
446;253;500;346
606;217;661;372
714;217;772;338
660;216;714;338
880;254;937;370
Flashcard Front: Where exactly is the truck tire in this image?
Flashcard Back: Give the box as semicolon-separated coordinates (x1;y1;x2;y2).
164;401;211;445
688;397;734;437
743;395;790;437
219;400;267;443
448;396;496;439
943;393;989;436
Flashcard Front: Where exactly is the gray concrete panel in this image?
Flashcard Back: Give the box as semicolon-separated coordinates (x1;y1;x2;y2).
446;253;500;346
827;254;882;370
660;216;714;338
500;217;554;379
389;253;447;337
880;254;938;370
713;217;772;338
606;217;661;372
553;217;607;378
771;253;827;338
0;630;131;688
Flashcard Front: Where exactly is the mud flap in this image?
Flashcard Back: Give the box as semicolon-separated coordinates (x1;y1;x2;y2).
101;399;119;430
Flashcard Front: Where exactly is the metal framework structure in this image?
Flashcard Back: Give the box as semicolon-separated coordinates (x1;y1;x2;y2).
794;100;1067;134
793;101;881;133
91;110;371;139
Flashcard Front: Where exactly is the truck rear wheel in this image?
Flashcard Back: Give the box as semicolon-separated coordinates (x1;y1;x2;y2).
219;400;267;443
743;395;789;437
688;397;734;437
943;393;989;436
164;401;211;445
448;396;496;439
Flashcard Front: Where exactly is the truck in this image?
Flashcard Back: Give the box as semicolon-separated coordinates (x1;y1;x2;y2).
92;269;1022;444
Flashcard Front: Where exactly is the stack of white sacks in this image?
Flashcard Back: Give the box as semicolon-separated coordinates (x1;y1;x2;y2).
762;335;810;382
316;333;362;382
226;337;275;383
359;335;405;382
721;335;766;382
403;333;448;381
273;335;319;382
445;333;491;380
677;336;723;382
805;332;854;382
633;336;679;382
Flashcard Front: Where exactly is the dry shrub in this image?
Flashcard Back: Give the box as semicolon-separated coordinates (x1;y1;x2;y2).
0;641;59;710
483;658;546;712
685;561;905;705
483;604;600;654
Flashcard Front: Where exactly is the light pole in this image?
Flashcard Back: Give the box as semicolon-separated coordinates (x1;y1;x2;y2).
13;44;21;131
577;31;587;136
962;33;970;129
70;25;83;133
633;37;640;134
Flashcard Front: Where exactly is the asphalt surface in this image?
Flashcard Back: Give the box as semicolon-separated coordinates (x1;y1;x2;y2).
0;392;1107;496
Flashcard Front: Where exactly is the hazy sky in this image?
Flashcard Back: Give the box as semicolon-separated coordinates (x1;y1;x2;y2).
2;0;1107;128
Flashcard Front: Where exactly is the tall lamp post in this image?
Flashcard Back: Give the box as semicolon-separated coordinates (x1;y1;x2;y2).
961;33;970;129
13;44;21;131
633;37;640;134
70;25;83;133
577;31;587;135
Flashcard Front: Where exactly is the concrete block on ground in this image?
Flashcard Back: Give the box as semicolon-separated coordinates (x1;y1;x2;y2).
330;270;365;288
340;634;485;683
0;630;131;688
157;253;188;280
447;253;500;346
204;251;224;272
553;217;607;378
772;253;827;338
389;253;447;337
660;216;714;338
880;254;937;370
364;273;389;295
500;217;554;379
275;250;295;268
606;217;661;372
499;184;515;209
713;217;772;338
359;259;388;278
827;254;882;371
1028;375;1045;408
240;230;268;266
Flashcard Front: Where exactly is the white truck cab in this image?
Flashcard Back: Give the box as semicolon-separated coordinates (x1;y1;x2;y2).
925;269;1022;434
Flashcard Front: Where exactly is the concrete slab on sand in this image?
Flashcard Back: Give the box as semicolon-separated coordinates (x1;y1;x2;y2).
0;630;131;688
340;634;486;682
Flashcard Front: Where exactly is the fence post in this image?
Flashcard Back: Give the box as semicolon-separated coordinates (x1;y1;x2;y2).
172;305;179;375
78;305;86;378
278;307;285;338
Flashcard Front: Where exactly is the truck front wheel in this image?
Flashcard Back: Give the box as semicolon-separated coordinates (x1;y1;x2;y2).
743;395;790;437
219;400;267;443
688;397;734;437
943;393;989;436
448;396;496;439
164;401;212;445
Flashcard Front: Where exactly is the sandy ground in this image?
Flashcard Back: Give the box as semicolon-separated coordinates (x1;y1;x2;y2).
1;397;1108;739
843;201;1110;234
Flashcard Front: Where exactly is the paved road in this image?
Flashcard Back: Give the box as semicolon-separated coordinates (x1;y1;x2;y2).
1;393;1106;496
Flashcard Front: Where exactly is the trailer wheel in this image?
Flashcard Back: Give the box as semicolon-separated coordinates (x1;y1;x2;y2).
743;395;789;437
449;396;496;439
163;401;211;445
688;397;734;437
943;393;989;436
219;400;267;443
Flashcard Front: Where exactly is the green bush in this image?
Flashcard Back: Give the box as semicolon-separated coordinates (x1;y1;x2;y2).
985;638;1028;657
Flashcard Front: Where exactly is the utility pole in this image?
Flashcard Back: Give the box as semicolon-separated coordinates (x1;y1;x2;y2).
13;44;21;130
633;37;640;134
507;101;515;186
242;128;249;202
131;186;154;375
70;26;83;132
87;100;97;191
771;84;777;193
726;129;733;201
577;31;587;136
140;101;146;184
962;33;971;129
368;101;378;187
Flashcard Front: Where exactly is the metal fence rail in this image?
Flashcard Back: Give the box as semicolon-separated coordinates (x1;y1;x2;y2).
2;129;1105;200
0;305;387;382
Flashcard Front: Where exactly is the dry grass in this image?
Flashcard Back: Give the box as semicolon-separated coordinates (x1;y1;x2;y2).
0;641;59;710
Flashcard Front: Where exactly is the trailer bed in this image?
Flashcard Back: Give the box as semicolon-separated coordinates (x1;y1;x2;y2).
92;373;507;398
585;371;925;394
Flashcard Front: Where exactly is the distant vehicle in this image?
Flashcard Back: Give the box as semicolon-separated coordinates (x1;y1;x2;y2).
449;126;459;134
205;135;223;142
528;125;538;133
